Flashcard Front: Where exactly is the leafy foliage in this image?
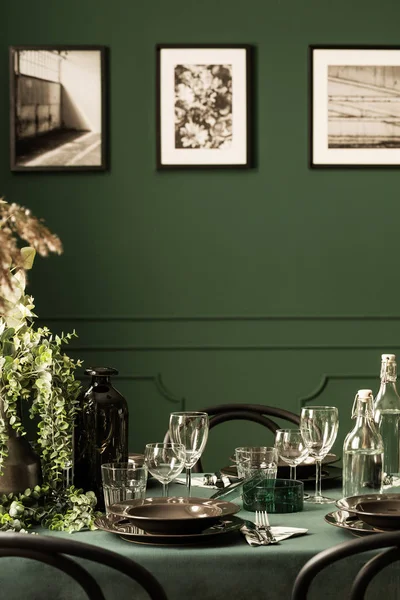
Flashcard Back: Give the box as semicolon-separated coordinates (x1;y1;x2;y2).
0;199;99;534
0;485;100;534
0;199;62;311
0;285;82;484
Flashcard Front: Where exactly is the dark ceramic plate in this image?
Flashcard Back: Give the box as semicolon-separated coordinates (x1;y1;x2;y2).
221;464;342;484
324;510;376;536
109;496;240;534
95;514;243;545
355;499;400;530
336;493;400;517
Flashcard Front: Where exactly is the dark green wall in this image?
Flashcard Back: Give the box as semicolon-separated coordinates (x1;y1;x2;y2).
1;0;400;470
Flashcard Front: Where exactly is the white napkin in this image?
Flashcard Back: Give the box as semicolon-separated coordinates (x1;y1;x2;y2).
270;526;308;541
174;476;218;489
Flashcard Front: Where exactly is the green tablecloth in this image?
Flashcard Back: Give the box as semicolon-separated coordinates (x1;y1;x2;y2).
1;478;399;600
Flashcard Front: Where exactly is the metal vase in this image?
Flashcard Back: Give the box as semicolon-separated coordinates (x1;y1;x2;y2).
0;397;42;495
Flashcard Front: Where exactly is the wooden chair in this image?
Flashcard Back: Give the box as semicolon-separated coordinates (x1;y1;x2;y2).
164;403;300;473
291;530;400;600
0;532;168;600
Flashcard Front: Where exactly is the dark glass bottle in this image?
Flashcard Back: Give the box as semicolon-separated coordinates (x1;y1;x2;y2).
74;367;129;510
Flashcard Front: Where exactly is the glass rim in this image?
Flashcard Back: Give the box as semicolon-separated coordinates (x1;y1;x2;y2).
275;428;302;433
235;446;277;452
169;411;208;417
101;463;147;471
300;406;338;411
145;442;186;449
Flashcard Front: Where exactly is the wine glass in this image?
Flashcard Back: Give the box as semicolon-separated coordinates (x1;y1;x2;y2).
144;442;186;497
274;429;309;481
300;406;339;504
169;411;209;497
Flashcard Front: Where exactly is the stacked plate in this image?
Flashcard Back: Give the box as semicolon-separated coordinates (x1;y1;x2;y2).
325;493;400;536
95;496;242;545
222;453;341;484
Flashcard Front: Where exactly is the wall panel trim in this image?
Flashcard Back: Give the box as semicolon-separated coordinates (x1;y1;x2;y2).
39;315;400;322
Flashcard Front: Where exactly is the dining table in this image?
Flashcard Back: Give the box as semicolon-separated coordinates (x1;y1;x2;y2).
1;476;399;600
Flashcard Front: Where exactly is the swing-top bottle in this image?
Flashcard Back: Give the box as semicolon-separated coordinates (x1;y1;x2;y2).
374;353;400;487
343;389;384;498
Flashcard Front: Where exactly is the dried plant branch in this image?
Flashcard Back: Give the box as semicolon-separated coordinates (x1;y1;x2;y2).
0;199;63;308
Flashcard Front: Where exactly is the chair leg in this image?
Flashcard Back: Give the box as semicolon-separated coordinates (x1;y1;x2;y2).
350;547;400;600
0;548;106;600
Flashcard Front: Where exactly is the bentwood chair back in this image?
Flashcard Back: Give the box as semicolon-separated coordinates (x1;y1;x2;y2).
0;532;168;600
164;403;300;473
291;530;400;600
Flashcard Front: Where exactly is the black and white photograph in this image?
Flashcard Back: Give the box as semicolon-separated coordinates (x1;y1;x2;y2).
10;46;107;171
310;46;400;167
157;45;251;168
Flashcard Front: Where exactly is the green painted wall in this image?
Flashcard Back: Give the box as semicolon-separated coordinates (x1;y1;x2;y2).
1;0;400;471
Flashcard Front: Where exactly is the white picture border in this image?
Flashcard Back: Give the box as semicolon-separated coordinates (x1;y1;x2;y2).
311;47;400;166
157;46;250;168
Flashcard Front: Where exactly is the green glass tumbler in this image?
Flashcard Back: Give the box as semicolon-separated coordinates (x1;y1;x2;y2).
243;478;304;513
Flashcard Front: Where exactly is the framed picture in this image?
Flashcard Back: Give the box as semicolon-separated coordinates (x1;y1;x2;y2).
156;44;252;169
310;45;400;168
10;45;108;172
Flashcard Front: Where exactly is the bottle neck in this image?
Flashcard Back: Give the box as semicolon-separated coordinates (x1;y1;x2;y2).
92;376;111;386
380;360;397;383
353;397;374;422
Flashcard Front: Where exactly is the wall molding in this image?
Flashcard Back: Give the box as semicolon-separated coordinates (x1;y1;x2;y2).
67;344;400;352
78;373;185;409
38;314;400;322
299;373;376;407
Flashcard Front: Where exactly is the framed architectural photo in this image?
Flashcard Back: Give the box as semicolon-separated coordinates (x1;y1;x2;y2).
310;45;400;168
156;44;252;169
10;45;108;171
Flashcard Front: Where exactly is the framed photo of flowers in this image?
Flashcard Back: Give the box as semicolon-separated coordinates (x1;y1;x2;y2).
310;45;400;168
156;44;252;169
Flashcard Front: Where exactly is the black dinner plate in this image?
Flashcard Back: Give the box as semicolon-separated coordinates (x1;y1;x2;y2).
109;496;240;534
95;514;243;545
220;464;342;485
324;510;376;536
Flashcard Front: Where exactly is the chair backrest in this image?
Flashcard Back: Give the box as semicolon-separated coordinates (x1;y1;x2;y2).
164;403;300;473
0;533;168;600
291;530;400;600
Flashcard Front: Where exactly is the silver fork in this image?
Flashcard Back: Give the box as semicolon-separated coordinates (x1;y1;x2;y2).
255;510;279;544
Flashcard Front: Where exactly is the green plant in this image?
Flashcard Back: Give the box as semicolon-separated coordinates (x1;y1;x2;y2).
0;198;99;534
0;199;62;311
0;485;100;533
0;283;82;484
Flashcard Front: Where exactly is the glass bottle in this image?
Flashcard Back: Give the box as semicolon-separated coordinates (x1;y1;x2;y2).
374;354;400;487
342;389;384;498
74;367;129;510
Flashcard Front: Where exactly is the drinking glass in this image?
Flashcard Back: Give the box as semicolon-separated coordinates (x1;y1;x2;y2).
144;442;186;497
300;406;339;504
169;412;209;497
101;463;148;514
235;446;278;480
274;429;309;481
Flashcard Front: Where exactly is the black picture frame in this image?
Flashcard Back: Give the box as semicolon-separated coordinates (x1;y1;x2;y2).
9;45;109;172
156;44;253;170
310;45;400;169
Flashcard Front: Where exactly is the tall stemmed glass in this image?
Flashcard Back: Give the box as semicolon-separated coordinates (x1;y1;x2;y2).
144;442;186;497
274;429;309;481
300;406;339;504
169;412;209;497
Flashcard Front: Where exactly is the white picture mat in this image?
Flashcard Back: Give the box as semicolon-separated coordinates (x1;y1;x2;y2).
160;48;247;165
313;48;400;165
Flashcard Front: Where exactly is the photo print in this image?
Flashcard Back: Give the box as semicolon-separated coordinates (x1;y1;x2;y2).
10;46;107;171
